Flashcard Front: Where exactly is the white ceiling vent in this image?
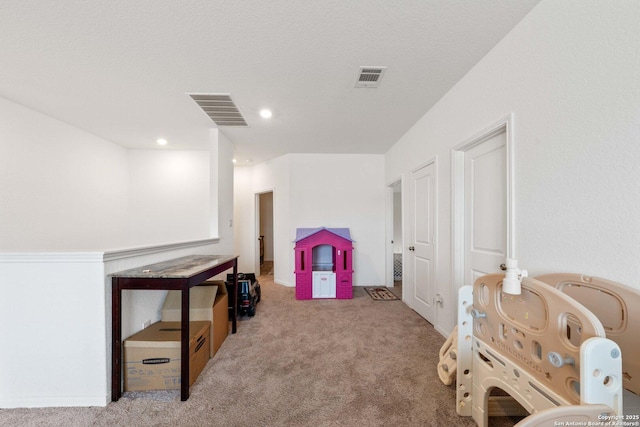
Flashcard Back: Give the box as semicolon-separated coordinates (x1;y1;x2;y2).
188;93;248;126
355;66;386;88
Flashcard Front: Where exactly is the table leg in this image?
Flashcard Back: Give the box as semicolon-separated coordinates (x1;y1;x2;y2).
111;280;122;402
232;260;238;333
180;284;190;401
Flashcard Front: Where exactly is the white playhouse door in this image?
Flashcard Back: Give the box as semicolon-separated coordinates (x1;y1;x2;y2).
313;271;336;298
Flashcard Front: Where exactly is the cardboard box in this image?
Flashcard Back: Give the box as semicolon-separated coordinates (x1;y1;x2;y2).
209;280;229;355
124;321;210;392
161;282;228;357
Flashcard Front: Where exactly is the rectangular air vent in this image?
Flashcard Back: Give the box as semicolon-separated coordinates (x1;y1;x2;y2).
188;93;248;126
355;66;387;88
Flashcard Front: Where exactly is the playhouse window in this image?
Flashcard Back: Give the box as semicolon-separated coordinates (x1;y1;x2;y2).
312;244;335;271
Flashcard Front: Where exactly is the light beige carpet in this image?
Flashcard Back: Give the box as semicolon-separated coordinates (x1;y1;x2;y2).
0;276;521;426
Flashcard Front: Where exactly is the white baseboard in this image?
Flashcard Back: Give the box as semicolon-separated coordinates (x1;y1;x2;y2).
0;393;109;409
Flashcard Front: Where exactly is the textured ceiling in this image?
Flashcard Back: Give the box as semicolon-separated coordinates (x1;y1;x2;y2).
0;0;540;165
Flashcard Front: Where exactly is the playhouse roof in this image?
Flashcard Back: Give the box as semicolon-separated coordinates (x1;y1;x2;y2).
294;227;353;243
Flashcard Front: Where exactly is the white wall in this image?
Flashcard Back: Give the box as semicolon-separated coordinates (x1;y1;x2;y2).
0;97;235;408
235;153;386;287
0;253;106;407
214;130;235;255
128;150;210;246
0;97;130;251
0;96;218;252
289;154;386;286
385;0;640;334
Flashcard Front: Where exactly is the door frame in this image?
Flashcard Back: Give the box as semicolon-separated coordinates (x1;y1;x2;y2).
254;189;275;276
451;114;515;290
385;179;402;290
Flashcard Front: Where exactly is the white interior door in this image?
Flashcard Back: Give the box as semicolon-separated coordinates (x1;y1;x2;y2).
464;129;508;286
410;161;436;323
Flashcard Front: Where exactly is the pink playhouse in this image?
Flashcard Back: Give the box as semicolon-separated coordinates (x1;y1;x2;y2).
294;227;354;300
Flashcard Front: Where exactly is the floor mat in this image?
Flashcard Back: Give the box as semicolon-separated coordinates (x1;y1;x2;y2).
364;287;399;301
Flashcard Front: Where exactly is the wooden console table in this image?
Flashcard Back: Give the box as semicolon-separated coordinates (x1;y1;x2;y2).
111;254;238;402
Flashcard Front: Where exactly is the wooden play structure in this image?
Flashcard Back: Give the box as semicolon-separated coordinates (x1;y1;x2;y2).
439;268;640;426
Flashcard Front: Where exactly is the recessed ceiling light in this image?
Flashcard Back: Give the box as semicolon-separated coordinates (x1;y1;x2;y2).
232;158;237;163
260;109;272;119
156;138;168;146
